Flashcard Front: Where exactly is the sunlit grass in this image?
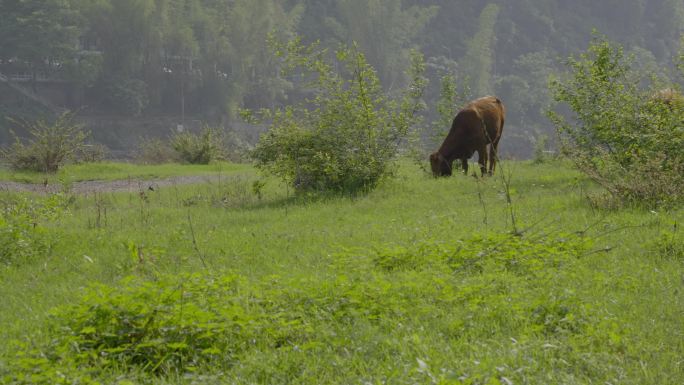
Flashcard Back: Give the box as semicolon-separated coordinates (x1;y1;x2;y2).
0;159;682;384
0;161;251;184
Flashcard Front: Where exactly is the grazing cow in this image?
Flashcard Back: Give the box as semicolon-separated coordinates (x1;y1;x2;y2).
430;96;505;176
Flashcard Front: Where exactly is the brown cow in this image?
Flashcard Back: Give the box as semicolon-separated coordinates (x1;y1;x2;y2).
430;96;505;176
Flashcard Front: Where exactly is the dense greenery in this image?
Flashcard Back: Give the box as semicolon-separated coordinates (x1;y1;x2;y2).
249;39;426;193
1;112;92;172
0;161;682;383
549;36;684;206
2;1;683;154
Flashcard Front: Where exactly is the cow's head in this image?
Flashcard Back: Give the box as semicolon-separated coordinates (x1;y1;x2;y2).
429;152;452;177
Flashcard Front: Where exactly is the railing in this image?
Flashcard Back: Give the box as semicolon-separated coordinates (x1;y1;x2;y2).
0;71;66;113
1;73;63;82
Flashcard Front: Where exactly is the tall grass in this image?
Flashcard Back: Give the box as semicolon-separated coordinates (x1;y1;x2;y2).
0;160;682;384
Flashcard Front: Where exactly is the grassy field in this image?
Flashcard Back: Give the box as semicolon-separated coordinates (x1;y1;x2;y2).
0;160;682;384
0;161;249;184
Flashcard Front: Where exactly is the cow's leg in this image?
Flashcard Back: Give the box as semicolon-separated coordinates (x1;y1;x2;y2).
477;145;487;176
489;137;501;175
460;158;468;175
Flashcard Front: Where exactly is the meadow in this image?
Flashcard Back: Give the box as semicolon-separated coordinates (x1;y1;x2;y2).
0;159;682;384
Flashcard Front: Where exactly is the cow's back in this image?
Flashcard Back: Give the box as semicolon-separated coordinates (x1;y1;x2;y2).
467;96;505;144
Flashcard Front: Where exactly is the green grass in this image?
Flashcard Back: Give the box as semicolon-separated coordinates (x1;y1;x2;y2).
0;161;250;184
0;159;682;384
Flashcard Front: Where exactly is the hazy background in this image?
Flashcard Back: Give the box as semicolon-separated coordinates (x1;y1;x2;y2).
1;0;682;158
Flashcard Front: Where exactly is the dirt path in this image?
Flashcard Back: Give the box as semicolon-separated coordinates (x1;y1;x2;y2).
0;174;223;195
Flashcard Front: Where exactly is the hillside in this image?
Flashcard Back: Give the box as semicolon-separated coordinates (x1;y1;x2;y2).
1;0;683;156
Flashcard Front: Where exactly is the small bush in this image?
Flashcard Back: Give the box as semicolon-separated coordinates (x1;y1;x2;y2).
135;137;176;164
2;112;90;173
76;143;108;163
649;229;683;261
9;232;651;384
532;133;551;164
248;38;426;193
221;130;252;163
171;127;223;164
0;194;68;266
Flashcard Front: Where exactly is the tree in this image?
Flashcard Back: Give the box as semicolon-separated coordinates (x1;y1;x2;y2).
220;0;303;115
462;3;500;97
0;0;80;91
329;0;437;89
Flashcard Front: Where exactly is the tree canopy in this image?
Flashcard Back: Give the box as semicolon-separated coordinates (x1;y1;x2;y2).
1;0;683;155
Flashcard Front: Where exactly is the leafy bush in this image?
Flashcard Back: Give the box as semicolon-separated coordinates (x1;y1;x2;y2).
221;130;252;163
101;76;149;116
135;137;176;164
1;112;90;173
532;133;551;164
4;232;597;383
136;128;249;165
171;127;223;164
548;36;684;207
649;229;683;261
248;38;426;193
0;194;68;266
76;143;108;163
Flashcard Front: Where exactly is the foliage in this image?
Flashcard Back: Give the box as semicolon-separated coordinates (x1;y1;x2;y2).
135;137;176;165
0;194;68;266
171;127;224;165
548;36;684;207
1;112;90;173
430;72;472;142
4;231;596;383
328;0;438;87
532;133;551;164
0;161;683;383
100;76;149;116
76;143;108;164
649;228;683;261
249;38;426;193
462;4;500;96
0;0;80;78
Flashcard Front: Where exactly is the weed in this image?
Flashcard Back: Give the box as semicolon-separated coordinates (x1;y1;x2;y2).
0;194;69;266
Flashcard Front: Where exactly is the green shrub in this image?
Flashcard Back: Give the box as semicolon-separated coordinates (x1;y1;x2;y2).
221;130;252;163
135;137;176;164
3;232;596;383
649;229;683;261
76;143;108;163
1;112;90;173
532;133;551;164
101;76;149;116
548;36;684;207
171;127;223;164
0;194;68;266
248;38;426;194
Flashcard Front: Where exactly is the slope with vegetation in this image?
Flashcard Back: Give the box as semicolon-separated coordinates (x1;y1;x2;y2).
1;0;683;155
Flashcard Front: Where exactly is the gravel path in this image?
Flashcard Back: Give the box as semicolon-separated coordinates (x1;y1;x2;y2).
0;174;222;194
